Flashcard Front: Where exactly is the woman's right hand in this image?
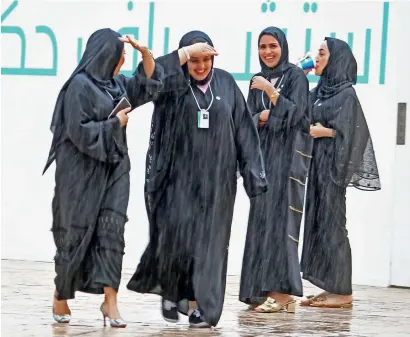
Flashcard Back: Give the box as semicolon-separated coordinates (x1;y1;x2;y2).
116;107;131;127
296;53;313;75
187;43;219;57
119;35;152;58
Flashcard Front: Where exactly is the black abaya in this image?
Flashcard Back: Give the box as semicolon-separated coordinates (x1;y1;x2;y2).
44;29;166;300
127;42;268;326
239;27;312;304
301;38;380;295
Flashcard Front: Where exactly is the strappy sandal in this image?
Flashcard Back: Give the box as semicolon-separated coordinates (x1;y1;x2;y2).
310;297;353;308
254;297;296;313
300;294;316;306
300;292;329;306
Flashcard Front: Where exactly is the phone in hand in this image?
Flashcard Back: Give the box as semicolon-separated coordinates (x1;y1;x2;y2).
108;97;131;119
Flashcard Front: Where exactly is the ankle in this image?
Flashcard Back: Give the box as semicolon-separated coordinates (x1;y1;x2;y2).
104;287;119;305
330;293;351;297
188;301;198;310
105;298;117;304
53;299;71;314
268;292;293;301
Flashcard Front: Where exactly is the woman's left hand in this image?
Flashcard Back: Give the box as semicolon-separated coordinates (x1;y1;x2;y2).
251;76;271;92
119;35;152;57
310;122;331;138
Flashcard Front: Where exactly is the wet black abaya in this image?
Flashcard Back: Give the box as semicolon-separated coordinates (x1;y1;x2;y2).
127;31;268;327
301;37;381;295
43;28;166;300
239;27;312;304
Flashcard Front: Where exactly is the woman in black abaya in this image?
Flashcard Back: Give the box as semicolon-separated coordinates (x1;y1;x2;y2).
300;37;381;308
127;30;267;328
43;28;181;327
239;27;312;313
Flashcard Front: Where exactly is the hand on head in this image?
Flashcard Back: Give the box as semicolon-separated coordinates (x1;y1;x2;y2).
119;35;152;57
187;42;219;57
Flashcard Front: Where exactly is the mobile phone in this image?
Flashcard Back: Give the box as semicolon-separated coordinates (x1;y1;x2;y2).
107;97;131;119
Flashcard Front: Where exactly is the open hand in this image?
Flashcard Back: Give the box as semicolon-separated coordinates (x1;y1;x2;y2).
119;35;152;57
187;42;219;57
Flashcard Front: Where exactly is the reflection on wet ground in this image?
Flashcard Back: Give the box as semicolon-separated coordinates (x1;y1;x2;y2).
2;260;410;336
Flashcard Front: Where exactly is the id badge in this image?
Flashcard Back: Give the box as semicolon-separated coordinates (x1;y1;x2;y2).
197;109;209;129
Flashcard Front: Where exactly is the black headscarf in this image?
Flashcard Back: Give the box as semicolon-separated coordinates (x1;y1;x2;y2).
258;26;291;79
178;30;214;86
43;28;125;174
316;37;357;99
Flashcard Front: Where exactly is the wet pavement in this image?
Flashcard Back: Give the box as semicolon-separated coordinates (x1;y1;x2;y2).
2;260;410;336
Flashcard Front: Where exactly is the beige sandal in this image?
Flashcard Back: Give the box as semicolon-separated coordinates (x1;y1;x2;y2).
254;297;296;313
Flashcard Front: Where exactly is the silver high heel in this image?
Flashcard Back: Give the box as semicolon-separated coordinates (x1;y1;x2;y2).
100;303;127;328
53;313;71;323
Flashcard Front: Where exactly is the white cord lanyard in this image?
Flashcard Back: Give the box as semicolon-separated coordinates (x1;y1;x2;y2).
261;75;284;110
189;70;214;111
105;90;114;100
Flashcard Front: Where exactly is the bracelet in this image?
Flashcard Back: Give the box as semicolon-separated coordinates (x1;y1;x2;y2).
183;47;190;60
270;90;279;100
142;50;153;59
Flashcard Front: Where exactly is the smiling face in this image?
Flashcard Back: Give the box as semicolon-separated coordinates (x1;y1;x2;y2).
187;55;213;81
314;40;330;76
258;34;282;68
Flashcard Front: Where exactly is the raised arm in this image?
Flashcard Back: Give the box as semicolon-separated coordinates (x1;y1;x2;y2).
251;70;310;132
152;42;219;95
119;35;155;79
118;39;219;106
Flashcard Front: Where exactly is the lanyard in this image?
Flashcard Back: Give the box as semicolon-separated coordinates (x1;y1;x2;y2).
189;70;214;111
105;90;114;100
261;75;284;110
